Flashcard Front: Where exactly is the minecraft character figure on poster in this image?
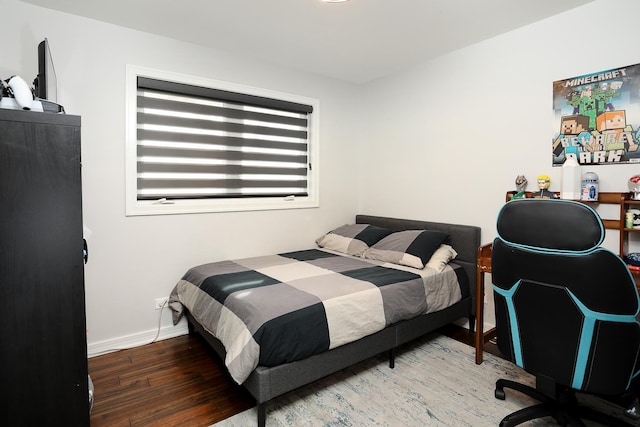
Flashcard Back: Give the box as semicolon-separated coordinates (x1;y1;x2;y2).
552;115;593;160
594;81;623;113
568;85;598;130
591;110;639;154
531;175;558;199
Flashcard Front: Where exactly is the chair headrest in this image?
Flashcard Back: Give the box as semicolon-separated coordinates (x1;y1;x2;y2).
496;199;604;252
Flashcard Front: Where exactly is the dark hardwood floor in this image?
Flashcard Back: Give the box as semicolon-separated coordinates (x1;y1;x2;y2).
88;333;255;427
88;324;500;426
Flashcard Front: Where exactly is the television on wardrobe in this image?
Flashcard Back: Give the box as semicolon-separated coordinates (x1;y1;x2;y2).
35;38;57;103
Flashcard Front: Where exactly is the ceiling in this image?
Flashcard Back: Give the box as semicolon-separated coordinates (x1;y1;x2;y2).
22;0;595;84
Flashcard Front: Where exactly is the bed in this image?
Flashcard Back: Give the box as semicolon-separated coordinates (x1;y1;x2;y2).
169;215;480;427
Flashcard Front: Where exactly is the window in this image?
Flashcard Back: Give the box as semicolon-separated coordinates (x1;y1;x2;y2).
125;65;319;216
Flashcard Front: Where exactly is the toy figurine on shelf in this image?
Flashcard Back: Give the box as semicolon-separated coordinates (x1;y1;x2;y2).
510;175;528;200
531;175;558;199
629;175;640;200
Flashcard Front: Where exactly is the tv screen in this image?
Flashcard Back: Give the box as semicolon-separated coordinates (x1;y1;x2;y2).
36;38;57;103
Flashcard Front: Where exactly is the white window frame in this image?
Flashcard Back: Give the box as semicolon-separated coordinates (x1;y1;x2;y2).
125;65;320;216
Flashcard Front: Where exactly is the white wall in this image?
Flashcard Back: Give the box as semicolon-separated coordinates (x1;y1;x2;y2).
6;0;639;349
3;1;363;354
359;0;640;328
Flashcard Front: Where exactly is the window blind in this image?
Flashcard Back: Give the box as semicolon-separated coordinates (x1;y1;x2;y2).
136;77;313;201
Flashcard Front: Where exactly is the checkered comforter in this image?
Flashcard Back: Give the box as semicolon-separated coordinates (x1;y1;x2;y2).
169;249;465;384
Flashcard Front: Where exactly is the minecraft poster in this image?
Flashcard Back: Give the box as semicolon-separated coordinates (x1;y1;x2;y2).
552;63;640;166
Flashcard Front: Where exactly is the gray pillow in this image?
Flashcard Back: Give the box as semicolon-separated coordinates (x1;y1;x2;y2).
316;224;393;256
363;229;449;269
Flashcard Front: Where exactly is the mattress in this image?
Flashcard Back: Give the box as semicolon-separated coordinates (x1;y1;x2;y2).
169;248;467;384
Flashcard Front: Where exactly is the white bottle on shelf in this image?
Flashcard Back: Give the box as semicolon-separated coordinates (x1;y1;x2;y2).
561;155;581;200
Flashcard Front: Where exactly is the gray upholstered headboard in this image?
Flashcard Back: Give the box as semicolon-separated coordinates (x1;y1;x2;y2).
356;214;481;312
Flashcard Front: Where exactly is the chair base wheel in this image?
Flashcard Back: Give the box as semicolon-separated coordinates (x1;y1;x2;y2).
495;378;637;427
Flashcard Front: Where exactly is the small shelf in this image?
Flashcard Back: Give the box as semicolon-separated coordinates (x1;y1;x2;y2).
603;219;621;229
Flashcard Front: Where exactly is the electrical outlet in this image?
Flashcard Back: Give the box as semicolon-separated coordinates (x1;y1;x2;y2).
155;297;169;310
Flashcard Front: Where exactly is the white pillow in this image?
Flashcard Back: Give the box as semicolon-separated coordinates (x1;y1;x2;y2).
425;244;458;272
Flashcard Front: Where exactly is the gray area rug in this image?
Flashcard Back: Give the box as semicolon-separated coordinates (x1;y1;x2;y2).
211;333;635;426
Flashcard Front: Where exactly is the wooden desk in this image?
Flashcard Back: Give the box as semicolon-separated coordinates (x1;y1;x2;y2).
477;192;640;364
475;242;496;364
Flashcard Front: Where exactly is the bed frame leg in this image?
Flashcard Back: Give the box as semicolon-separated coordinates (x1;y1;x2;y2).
388;348;395;369
257;402;266;427
468;315;475;334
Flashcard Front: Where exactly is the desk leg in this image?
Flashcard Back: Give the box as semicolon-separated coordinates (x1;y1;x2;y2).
475;267;484;364
475;268;497;364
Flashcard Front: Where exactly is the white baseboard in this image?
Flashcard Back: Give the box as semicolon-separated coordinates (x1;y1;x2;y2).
87;323;189;358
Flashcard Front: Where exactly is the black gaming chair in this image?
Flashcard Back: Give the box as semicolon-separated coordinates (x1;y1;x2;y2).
492;198;640;426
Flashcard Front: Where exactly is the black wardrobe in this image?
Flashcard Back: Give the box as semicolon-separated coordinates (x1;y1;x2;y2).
0;109;89;425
